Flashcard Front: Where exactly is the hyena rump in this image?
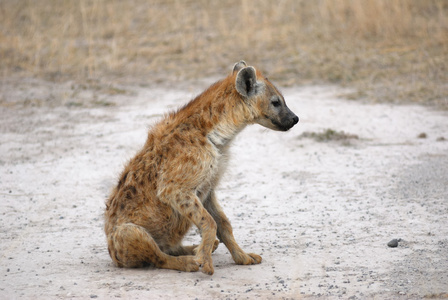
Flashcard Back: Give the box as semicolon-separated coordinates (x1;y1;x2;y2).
104;61;299;275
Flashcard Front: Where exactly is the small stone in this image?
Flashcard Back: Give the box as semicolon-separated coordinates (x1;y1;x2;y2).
417;132;427;139
387;239;399;248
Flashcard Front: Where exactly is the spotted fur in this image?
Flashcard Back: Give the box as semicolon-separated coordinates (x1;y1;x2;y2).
104;61;298;275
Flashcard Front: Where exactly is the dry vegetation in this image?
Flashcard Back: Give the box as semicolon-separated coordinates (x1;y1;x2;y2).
1;0;447;108
298;129;359;144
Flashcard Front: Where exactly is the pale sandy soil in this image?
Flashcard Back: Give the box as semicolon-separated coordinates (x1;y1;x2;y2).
1;79;447;299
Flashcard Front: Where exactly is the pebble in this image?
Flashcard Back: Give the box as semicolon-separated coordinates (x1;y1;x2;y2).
387;239;400;248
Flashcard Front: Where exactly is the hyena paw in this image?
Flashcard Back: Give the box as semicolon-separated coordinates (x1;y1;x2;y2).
180;256;200;272
201;260;214;275
247;253;262;264
234;252;262;265
195;255;214;275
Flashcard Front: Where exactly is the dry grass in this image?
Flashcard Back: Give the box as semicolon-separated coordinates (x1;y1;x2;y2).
299;129;359;143
1;0;447;108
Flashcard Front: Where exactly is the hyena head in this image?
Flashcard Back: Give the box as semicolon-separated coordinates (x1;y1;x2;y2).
233;61;299;131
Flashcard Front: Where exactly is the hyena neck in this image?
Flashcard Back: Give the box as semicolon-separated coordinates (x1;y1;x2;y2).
206;87;252;149
207;121;246;149
178;77;255;150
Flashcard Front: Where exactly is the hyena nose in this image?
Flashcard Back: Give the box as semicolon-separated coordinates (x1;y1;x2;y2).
292;116;299;125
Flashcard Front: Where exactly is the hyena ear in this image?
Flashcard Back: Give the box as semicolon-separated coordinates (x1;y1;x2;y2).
232;60;247;73
235;66;257;98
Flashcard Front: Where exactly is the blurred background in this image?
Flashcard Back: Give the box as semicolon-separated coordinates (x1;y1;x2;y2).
1;0;447;108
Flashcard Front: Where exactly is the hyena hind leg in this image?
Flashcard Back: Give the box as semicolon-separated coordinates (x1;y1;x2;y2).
108;223;199;272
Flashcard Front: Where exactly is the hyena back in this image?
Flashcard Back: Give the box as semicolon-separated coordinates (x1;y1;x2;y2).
104;61;298;275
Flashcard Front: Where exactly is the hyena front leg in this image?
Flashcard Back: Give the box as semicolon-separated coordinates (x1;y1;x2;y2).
204;191;262;265
162;192;218;275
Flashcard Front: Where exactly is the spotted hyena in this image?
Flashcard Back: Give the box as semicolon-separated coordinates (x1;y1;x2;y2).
104;61;299;275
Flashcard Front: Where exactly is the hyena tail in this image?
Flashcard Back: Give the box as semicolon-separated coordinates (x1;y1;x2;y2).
107;223;199;272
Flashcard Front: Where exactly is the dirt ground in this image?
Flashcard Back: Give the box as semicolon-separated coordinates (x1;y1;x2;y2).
1;78;447;299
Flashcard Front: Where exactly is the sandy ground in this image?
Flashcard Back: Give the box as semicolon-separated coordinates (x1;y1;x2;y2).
1;78;448;299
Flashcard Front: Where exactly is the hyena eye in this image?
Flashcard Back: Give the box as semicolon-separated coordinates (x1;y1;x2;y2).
271;99;281;107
